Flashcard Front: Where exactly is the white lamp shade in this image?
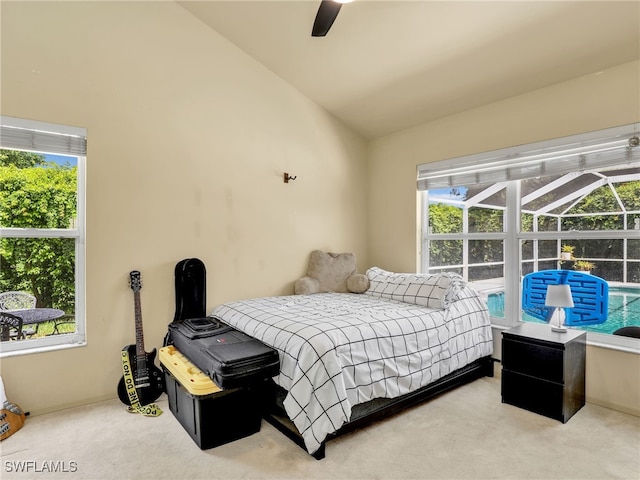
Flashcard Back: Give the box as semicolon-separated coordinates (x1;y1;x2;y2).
545;284;574;308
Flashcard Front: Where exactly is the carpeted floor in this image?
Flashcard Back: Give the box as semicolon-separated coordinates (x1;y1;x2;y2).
1;374;638;480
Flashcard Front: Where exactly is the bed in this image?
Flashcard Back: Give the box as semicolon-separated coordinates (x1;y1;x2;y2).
211;267;494;458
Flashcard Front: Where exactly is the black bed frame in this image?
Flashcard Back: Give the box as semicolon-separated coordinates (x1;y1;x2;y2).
263;355;495;460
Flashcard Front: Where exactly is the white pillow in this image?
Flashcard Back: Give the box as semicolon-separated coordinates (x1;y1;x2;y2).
364;267;465;309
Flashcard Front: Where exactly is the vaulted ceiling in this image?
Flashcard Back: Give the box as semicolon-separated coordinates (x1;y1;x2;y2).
179;1;640;139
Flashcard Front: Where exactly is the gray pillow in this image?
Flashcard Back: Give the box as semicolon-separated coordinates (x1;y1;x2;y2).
307;250;357;293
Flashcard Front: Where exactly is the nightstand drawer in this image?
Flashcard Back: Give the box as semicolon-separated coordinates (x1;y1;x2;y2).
502;370;564;421
502;338;563;383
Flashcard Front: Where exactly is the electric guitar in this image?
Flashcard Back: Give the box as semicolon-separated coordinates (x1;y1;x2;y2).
117;271;165;406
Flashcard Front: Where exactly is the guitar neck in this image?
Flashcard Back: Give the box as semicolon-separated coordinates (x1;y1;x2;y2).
133;289;148;374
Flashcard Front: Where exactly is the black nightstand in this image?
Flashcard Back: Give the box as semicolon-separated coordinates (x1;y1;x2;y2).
501;322;586;423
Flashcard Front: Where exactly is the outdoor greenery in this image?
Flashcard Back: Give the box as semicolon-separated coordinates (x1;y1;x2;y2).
428;177;640;283
0;149;77;313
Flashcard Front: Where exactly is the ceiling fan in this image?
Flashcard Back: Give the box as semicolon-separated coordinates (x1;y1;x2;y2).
312;0;353;37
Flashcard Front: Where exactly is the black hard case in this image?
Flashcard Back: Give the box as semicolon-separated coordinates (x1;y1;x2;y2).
168;317;280;389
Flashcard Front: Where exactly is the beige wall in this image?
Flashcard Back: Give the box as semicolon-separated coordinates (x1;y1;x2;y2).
368;60;640;415
0;2;368;413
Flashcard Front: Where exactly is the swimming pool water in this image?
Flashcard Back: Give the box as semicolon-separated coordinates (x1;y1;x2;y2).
487;287;640;334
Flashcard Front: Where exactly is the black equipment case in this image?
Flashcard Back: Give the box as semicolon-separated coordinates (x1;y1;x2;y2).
167;317;279;388
167;258;280;389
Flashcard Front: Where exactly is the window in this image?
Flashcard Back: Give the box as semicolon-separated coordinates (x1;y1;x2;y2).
0;116;86;356
418;123;640;351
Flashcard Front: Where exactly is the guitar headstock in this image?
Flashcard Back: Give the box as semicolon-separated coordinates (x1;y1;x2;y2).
129;271;142;292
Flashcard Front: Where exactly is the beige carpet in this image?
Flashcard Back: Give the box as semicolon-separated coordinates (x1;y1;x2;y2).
1;375;638;480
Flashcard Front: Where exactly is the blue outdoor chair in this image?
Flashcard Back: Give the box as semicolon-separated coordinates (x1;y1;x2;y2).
522;270;608;326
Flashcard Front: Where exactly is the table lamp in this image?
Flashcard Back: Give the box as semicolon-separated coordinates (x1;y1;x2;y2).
545;284;574;332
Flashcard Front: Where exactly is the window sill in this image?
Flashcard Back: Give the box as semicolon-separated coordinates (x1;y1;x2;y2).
0;336;86;358
586;331;640;355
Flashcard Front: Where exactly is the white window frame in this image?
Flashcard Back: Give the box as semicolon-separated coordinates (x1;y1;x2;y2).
418;123;640;354
0;116;86;357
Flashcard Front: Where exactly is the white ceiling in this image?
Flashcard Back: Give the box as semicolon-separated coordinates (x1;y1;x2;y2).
178;1;640;139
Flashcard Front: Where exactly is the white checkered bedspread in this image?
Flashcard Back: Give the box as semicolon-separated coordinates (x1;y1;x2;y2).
211;287;492;454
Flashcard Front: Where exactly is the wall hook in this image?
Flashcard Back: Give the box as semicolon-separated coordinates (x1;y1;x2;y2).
284;172;297;183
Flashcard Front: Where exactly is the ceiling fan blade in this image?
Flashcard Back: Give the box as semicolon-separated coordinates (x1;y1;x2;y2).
312;0;342;37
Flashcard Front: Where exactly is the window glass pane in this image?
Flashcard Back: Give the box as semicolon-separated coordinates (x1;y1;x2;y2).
0;150;78;229
537;240;558;259
427;189;463;234
466;184;506;207
597;262;624;282
538;260;558;271
535;215;559;232
0;237;76;316
522;239;534;260
467;183;505;233
428;240;462;267
521;175;563;199
468;207;503;233
480;190;506;208
469;239;503;264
